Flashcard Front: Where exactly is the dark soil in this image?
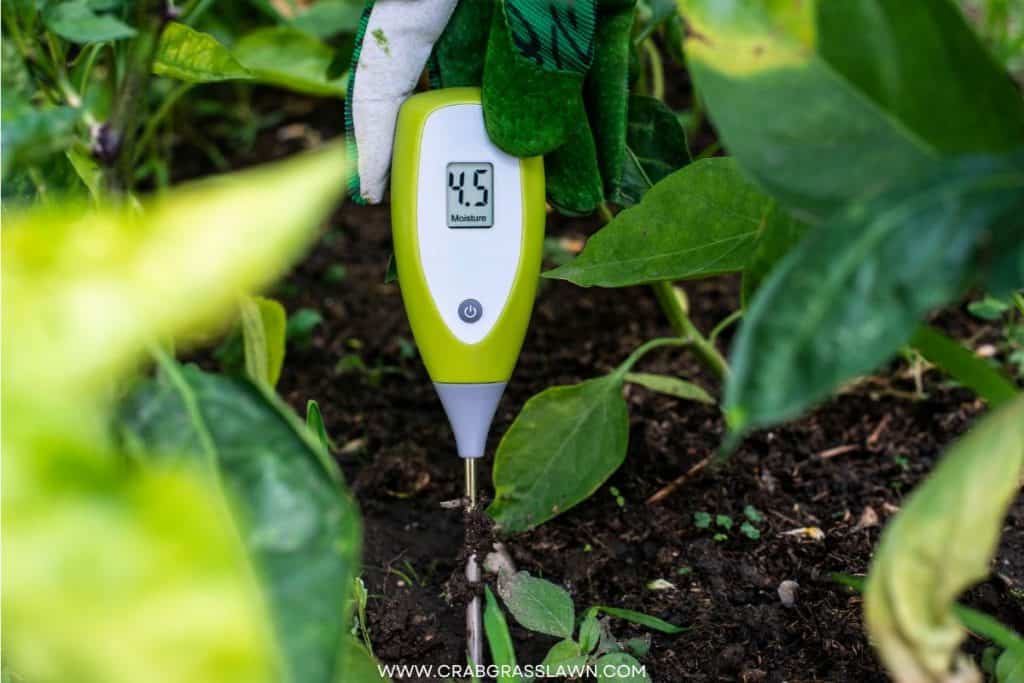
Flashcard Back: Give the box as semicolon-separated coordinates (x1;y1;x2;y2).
180;80;1024;682
267;199;1024;682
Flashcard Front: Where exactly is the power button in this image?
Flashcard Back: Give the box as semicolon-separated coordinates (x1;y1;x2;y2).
458;298;483;323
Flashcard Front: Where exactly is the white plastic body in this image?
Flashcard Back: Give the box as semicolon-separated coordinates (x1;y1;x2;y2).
417;103;524;344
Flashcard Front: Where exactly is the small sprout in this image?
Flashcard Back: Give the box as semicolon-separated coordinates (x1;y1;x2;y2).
715;514;733;530
396;337;417;359
323;263;347;284
712;533;727;542
645;578;676;591
693;511;712;529
676;566;691;576
583;543;593;553
336;354;367;374
623;636;651;658
893;455;910;471
739;521;761;540
967;295;1009;321
777;580;799;608
286;308;323;348
743;505;764;523
609;486;625;508
346;337;364;350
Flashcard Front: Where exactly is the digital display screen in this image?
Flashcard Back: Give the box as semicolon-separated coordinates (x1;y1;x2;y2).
446;162;493;228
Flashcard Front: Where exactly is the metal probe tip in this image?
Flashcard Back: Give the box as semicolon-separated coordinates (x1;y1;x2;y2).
465;458;477;509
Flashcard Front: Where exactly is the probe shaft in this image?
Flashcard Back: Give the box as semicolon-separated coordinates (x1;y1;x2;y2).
464;458;483;668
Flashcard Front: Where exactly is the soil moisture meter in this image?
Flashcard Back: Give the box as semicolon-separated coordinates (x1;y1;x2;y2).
390;87;545;664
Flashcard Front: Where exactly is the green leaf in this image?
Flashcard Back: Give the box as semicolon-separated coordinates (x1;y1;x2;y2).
497;571;576;639
541;639;584;668
545;158;793;288
910;325;1018;407
679;0;1024;217
234;27;347;97
42;0;136;42
579;611;601;654
342;638;391;683
624;372;714;405
290;2;362;39
595;606;687;634
968;295;1011;321
725;153;1024;436
154;22;253;83
693;511;711;529
743;505;764;523
306;399;330;459
240;295;287;387
488;373;628;532
595;652;651;683
483;587;520;682
3;141;347;404
997;647;1024;683
286;307;323;347
613;94;690;207
739;521;760;540
864;396;1024;682
1;97;79;177
740;212;810;306
119;363;360;683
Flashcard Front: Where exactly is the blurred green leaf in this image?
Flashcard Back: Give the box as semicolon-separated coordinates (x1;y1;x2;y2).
497;571;575;639
119;362;360;683
910;325;1018;407
968;294;1011;321
865;396;1024;682
725;153;1024;437
240;295;287;387
679;0;1024;217
3;439;281;683
342;638;391;683
234;27;347;96
624;372;714;404
613;94;690;207
740;212;809;306
483;587;520;681
1;96;79;177
290;2;362;39
546;158;792;288
488;373;628;532
42;0;137;42
155;22;253;83
2;142;347;404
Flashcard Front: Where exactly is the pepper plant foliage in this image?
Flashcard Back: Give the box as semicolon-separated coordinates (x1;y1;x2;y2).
489;1;1024;679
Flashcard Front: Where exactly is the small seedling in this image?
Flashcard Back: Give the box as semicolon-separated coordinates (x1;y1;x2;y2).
485;570;685;682
609;485;626;508
693;511;712;529
286;308;323;349
322;264;348;284
715;514;733;531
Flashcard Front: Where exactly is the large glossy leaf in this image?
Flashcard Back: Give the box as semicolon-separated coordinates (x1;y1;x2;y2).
488;373;629;532
119;363;360;683
864;396;1024;682
545;158;796;287
724;154;1024;437
679;0;1024;217
2;141;347;404
154;22;253;83
497;571;576;639
234;28;347;97
42;0;136;42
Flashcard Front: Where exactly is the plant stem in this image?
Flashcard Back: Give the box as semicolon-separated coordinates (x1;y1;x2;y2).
595;203;731;380
99;0;171;194
618;336;689;375
132;81;194;165
650;280;729;380
642;39;665;101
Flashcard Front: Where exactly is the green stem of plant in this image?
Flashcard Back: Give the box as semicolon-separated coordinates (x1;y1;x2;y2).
650;280;729;381
618;336;690;374
101;0;170;194
133;81;194;166
595;203;730;380
709;309;743;345
643;39;665;102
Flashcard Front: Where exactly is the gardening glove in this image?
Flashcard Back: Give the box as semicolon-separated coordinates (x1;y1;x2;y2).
345;0;635;214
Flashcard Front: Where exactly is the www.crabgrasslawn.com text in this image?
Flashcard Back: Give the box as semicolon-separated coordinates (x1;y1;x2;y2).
378;662;648;680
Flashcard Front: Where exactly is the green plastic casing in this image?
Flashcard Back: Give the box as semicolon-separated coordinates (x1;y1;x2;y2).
391;88;545;384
